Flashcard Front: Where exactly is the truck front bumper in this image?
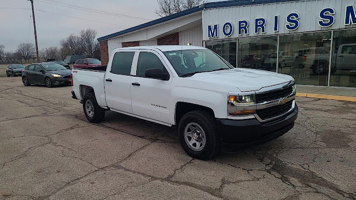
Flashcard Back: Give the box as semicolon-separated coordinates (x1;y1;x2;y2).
217;105;298;151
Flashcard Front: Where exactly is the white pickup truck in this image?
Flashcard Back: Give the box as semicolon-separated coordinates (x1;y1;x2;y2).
71;46;298;159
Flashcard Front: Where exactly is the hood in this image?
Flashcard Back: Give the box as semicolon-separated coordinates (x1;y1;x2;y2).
48;70;71;77
186;68;294;92
13;68;24;72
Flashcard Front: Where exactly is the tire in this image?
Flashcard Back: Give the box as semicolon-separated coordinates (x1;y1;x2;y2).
6;72;10;77
22;76;30;86
83;92;105;123
45;77;52;88
312;63;326;75
178;110;220;160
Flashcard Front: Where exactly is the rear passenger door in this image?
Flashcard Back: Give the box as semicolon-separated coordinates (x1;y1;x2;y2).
131;51;172;125
33;65;45;84
105;51;136;114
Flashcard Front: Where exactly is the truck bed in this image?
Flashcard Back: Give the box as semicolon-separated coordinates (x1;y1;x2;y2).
73;66;107;71
72;66;107;107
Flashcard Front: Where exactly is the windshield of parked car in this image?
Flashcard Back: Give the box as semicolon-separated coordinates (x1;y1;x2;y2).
10;64;25;69
54;61;65;65
42;63;67;71
163;49;233;77
87;59;101;64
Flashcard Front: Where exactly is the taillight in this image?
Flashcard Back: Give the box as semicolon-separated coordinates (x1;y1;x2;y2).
70;73;73;86
303;56;307;62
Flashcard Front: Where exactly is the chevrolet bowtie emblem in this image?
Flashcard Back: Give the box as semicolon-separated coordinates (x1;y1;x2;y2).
279;97;288;104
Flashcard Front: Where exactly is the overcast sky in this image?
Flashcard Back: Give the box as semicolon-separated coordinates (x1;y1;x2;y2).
0;0;219;52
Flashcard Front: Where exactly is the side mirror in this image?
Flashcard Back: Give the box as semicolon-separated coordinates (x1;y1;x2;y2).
145;68;169;81
40;70;45;74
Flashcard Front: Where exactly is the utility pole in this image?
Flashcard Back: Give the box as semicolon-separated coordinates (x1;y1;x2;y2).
29;0;40;62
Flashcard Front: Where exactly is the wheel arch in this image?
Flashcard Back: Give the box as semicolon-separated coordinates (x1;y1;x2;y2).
175;102;215;125
80;85;95;100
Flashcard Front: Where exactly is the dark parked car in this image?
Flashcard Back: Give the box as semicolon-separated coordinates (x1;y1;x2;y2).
22;62;71;87
73;58;101;69
53;60;71;69
64;55;86;65
6;64;25;77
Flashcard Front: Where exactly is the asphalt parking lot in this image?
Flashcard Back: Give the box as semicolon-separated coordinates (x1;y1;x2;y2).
0;77;355;200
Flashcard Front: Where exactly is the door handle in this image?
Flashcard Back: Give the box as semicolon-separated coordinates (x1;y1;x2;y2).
132;82;140;86
105;79;112;82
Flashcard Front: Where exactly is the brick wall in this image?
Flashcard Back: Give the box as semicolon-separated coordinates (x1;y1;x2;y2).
122;41;140;47
157;33;179;45
99;40;109;66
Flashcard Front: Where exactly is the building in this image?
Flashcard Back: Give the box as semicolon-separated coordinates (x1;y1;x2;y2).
98;0;356;88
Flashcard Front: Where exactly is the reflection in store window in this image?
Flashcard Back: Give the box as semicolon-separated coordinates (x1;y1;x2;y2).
206;40;236;67
279;32;331;86
238;36;277;72
331;30;356;87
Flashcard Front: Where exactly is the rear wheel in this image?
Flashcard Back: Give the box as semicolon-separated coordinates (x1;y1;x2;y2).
178;110;219;160
22;76;30;86
45;77;52;88
83;92;105;123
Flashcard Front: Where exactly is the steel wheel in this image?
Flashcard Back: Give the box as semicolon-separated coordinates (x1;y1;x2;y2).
85;99;95;118
184;122;207;151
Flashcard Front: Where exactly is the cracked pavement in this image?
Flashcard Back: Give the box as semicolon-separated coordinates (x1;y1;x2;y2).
0;77;355;200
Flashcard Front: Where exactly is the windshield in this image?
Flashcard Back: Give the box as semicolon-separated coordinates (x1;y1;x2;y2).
42;63;67;71
88;59;101;64
54;61;65;65
163;49;233;77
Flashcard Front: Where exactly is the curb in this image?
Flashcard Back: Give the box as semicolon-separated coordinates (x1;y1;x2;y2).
296;93;356;102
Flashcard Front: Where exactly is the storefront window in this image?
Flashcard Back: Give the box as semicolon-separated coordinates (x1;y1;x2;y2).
278;32;331;86
330;30;356;87
206;40;236;67
238;36;277;72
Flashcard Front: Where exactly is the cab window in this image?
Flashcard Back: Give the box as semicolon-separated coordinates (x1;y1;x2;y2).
136;52;166;78
111;52;135;76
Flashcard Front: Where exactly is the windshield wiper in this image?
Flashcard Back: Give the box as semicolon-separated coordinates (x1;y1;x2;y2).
181;71;203;77
209;68;229;72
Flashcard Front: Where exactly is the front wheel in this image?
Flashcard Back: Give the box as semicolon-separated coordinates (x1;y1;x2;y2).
178;110;219;160
45;77;52;88
83;92;105;123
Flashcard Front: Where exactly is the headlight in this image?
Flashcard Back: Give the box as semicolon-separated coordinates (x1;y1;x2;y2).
52;74;62;78
292;84;296;94
228;94;256;115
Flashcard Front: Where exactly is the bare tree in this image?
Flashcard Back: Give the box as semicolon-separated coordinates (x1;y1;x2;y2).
156;0;202;17
60;34;83;56
60;29;99;58
40;47;60;61
80;29;99;57
16;43;35;63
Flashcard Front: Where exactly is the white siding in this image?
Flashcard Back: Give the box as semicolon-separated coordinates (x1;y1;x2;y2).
179;25;203;46
108;38;122;60
140;40;157;46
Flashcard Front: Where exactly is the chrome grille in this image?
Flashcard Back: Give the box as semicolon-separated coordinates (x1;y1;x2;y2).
255;86;293;104
256;101;293;121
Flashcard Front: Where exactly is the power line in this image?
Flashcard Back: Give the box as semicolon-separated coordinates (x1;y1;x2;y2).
37;0;154;21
